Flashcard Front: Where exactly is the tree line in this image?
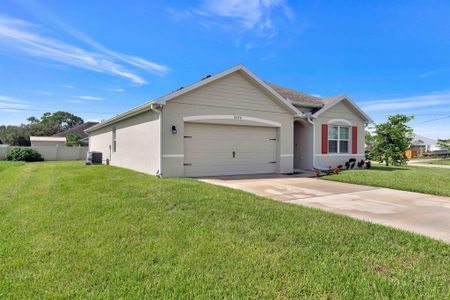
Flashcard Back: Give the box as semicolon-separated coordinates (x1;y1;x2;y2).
0;111;83;146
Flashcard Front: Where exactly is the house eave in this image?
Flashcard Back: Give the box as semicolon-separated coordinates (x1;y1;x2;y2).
85;102;162;133
86;64;305;133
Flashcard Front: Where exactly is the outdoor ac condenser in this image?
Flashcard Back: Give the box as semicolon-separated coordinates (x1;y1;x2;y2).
86;151;102;165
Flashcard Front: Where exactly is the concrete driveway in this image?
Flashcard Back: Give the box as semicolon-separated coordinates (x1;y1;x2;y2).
201;175;450;243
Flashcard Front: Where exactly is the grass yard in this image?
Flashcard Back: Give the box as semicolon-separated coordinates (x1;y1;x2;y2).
0;161;449;298
417;159;450;166
323;165;450;197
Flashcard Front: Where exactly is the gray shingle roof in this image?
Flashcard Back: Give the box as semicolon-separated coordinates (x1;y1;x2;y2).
320;95;346;109
53;122;99;139
266;82;324;107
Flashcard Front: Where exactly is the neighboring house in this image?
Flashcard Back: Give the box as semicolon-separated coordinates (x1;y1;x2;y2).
29;122;98;147
53;121;99;145
406;134;449;158
87;65;373;177
30;136;66;147
405;145;422;159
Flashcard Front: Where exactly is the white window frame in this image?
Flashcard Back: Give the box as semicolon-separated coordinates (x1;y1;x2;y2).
328;125;349;154
112;127;117;153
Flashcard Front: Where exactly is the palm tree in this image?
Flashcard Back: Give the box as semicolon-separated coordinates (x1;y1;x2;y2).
65;133;83;147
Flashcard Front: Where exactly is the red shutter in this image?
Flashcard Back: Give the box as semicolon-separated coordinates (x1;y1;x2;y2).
321;124;328;154
352;126;358;154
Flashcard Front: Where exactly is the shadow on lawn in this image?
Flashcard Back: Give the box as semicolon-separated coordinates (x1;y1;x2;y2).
372;166;410;171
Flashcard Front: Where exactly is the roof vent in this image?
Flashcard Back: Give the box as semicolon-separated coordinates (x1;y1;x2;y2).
201;75;212;80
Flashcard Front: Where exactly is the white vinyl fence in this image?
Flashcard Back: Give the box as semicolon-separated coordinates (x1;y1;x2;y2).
0;145;88;161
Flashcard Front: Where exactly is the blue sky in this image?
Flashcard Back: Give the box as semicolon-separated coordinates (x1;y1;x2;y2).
1;0;450;138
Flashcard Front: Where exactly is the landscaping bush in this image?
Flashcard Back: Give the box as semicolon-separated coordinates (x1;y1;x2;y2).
6;147;43;162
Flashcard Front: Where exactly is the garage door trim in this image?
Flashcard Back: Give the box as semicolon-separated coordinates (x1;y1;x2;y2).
183;115;281;127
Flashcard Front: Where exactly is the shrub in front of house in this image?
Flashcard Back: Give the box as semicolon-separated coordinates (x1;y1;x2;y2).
6;148;43;162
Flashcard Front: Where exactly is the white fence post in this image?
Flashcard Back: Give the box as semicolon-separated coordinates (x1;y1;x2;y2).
0;145;9;160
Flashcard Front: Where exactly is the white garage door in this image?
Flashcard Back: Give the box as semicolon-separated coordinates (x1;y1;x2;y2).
184;123;278;177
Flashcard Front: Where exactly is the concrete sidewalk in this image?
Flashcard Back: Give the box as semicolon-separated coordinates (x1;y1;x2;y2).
201;175;450;243
408;163;450;169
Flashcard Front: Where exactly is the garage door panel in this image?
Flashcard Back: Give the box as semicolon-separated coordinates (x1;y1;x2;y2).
185;163;277;177
233;141;277;152
185;135;276;142
185;140;276;153
184;123;278;177
185;154;276;166
184;140;236;153
185;124;276;139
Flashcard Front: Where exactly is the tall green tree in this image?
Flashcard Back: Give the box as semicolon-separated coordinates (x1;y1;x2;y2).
0;125;31;146
28;111;84;136
371;114;414;166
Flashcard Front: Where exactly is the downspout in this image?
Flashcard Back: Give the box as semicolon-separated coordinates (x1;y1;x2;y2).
150;103;164;178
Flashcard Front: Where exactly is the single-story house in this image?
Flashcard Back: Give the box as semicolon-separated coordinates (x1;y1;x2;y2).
53;121;99;146
30;136;67;147
406;134;449;158
86;65;373;177
30;122;98;147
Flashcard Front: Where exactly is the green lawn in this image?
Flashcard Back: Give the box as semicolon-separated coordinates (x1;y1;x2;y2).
417;159;450;166
323;165;450;197
1;161;449;298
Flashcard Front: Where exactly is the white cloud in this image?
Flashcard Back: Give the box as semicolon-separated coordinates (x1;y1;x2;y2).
362;92;450;112
202;0;290;32
35;90;53;95
105;88;125;92
362;92;450;139
66;99;84;104
412;123;450;140
0;16;169;84
74;96;104;101
61;85;75;88
170;0;294;45
57;24;169;75
0;95;29;111
419;69;440;78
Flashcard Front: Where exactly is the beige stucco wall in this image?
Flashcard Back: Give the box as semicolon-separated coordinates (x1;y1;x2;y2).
161;71;294;177
89;110;160;175
313;100;366;169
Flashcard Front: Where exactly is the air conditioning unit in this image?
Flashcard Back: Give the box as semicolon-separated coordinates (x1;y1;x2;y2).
86;151;102;165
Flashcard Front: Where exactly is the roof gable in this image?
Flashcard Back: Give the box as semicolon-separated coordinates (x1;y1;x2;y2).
313;95;373;123
155;65;302;115
170;71;294;114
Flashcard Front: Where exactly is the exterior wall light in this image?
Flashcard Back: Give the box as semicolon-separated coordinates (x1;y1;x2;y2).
172;125;177;134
